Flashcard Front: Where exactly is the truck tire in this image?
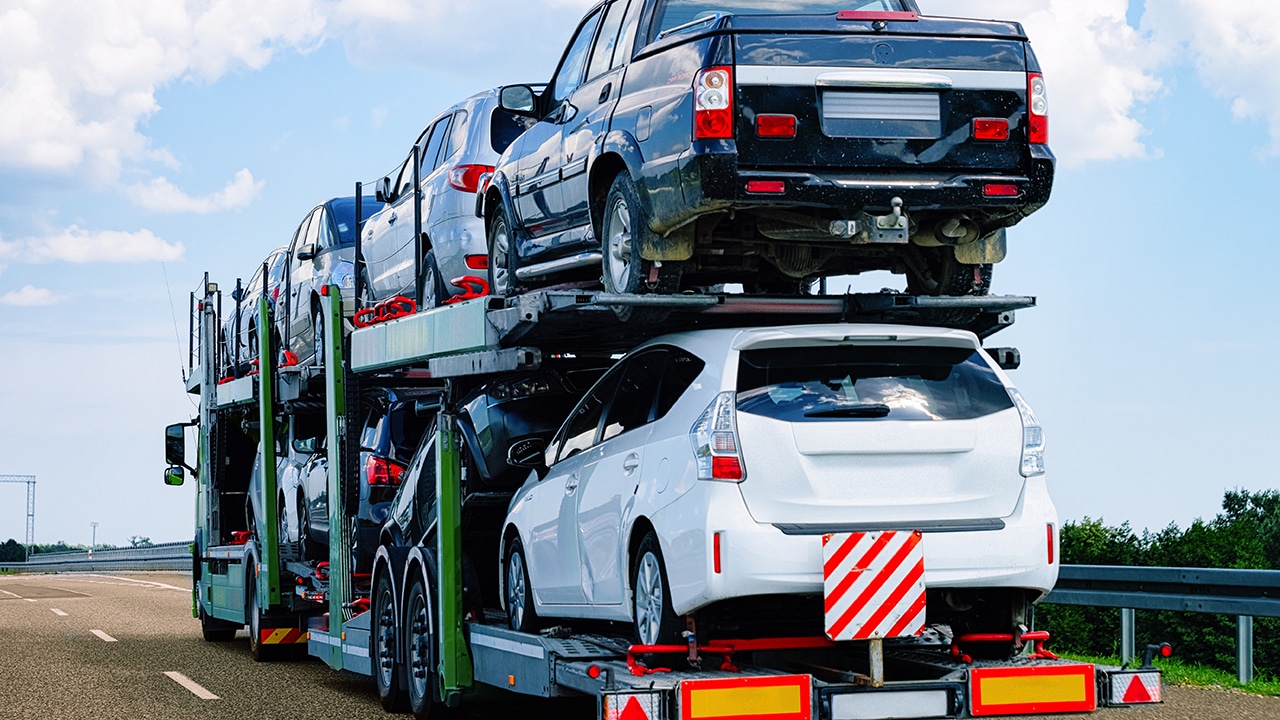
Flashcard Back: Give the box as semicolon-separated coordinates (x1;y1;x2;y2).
405;572;450;719
246;571;282;662
632;533;682;646
199;606;237;642
372;569;410;712
601;173;682;323
505;537;539;634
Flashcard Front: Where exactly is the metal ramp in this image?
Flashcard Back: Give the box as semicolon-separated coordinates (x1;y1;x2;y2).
350;290;1035;378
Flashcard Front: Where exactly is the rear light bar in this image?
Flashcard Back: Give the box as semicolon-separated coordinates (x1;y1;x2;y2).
448;164;496;193
1028;72;1049;144
365;455;407;486
836;10;919;22
464;254;488;270
694;66;734;140
746;180;786;194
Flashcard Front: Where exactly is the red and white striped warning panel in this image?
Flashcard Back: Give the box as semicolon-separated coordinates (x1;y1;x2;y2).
822;530;926;641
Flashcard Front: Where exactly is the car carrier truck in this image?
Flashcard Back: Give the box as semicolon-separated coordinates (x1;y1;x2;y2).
164;267;1167;719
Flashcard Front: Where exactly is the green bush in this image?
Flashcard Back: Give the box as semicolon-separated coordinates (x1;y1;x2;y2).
1038;490;1280;679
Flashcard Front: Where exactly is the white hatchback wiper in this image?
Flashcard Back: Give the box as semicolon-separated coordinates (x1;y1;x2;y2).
804;402;891;418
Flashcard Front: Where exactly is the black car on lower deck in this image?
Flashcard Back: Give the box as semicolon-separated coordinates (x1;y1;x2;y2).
481;0;1054;304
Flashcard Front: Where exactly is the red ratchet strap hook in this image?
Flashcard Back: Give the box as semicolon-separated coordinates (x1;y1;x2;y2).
443;276;490;305
354;296;418;328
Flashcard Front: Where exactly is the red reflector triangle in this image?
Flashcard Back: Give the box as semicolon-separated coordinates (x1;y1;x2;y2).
620;696;649;720
1122;675;1152;703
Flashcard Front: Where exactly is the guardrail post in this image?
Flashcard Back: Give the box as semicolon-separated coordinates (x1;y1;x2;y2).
1238;615;1254;685
1120;608;1136;664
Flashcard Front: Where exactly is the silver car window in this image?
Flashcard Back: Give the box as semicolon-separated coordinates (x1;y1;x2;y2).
445;109;470;161
586;1;627;82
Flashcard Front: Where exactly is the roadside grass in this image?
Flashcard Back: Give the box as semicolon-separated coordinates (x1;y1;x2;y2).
1060;652;1280;697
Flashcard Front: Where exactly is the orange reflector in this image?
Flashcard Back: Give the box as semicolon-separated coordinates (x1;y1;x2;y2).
983;184;1020;197
756;114;797;138
970;664;1095;716
681;675;811;720
973;118;1010;141
465;254;489;270
713;532;722;574
1047;523;1055;565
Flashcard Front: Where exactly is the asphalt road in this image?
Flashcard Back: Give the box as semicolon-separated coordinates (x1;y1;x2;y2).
2;572;1277;720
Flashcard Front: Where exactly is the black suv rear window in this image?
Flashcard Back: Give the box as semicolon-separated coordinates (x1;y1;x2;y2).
655;0;905;36
737;345;1012;423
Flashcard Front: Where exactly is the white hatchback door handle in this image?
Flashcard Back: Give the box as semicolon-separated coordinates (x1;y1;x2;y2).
564;475;579;494
622;454;640;475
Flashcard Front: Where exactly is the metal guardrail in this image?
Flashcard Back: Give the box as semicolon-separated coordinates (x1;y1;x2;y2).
0;541;191;573
1043;564;1280;684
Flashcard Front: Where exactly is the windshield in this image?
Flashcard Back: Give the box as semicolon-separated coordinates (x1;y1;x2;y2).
327;197;385;246
654;0;906;36
736;345;1012;423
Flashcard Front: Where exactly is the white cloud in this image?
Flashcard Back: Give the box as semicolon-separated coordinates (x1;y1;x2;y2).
127;168;264;213
0;0;326;182
923;0;1163;166
0;285;68;307
331;0;594;82
1144;1;1280;153
22;226;184;263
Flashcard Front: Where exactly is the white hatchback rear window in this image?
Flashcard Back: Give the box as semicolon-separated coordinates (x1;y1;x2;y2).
737;345;1012;422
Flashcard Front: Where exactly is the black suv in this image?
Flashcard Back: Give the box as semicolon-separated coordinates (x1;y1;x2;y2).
480;0;1054;306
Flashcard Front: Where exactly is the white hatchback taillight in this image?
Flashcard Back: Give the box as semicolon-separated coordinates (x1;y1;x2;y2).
1007;388;1045;477
690;391;745;482
1027;72;1048;144
694;66;734;140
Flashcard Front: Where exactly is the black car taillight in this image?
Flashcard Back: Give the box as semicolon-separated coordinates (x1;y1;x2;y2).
694;66;734;140
365;455;407;486
1027;72;1048;144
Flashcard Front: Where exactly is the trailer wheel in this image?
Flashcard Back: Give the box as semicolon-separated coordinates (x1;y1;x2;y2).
405;573;448;719
372;570;409;712
601;172;682;324
505;538;539;633
633;533;681;646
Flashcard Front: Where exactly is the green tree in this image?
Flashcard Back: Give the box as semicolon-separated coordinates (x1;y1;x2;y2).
0;539;26;562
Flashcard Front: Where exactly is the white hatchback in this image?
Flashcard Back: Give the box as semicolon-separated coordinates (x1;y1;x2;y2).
500;324;1058;649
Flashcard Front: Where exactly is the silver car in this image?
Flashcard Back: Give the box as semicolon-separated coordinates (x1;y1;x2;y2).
221;246;286;374
279;196;384;367
361;88;533;307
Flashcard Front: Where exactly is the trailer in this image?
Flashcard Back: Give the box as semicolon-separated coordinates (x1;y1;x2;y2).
166;274;1166;719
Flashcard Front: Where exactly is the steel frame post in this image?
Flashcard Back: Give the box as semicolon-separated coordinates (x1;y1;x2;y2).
435;408;473;702
0;475;36;550
1238;615;1254;685
258;294;280;608
412;144;423;304
322;286;351;669
1120;608;1135;664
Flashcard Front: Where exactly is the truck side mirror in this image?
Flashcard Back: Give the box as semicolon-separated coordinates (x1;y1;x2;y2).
500;85;537;115
165;424;186;466
296;243;318;261
508;437;547;468
375;177;392;204
164;466;185;487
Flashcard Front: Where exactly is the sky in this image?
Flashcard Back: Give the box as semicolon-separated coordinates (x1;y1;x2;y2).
0;0;1277;547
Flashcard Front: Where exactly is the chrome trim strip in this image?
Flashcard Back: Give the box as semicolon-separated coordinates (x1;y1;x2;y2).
515;251;603;280
736;65;1026;91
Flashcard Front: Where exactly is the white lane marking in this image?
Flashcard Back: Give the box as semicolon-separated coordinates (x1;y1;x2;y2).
77;574;188;592
90;629;118;642
163;671;219;700
0;589;19;598
51;608;68;616
24;598;36;603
